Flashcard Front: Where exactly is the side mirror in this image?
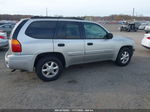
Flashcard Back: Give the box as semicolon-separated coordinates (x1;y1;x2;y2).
106;33;113;39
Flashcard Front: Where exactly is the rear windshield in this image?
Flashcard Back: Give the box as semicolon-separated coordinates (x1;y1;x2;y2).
12;19;28;39
25;21;57;39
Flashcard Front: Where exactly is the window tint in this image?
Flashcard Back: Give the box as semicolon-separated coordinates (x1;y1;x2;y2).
25;21;56;39
84;23;107;39
56;22;81;39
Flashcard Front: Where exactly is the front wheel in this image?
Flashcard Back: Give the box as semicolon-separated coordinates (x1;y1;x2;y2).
115;47;133;66
35;56;63;81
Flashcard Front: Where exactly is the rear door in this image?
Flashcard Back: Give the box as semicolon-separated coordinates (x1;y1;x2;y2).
53;21;85;66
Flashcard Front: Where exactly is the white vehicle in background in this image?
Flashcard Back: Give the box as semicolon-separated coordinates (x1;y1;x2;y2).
141;33;150;49
145;24;150;33
139;23;148;30
0;31;8;48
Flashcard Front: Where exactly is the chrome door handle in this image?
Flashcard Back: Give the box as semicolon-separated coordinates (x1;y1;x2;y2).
87;43;93;46
58;43;65;47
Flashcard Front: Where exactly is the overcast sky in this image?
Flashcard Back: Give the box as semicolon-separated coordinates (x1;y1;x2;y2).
0;0;150;16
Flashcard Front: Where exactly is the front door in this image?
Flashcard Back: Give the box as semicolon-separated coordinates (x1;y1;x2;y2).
84;22;114;62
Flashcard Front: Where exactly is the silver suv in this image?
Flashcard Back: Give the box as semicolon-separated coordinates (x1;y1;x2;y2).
5;17;135;81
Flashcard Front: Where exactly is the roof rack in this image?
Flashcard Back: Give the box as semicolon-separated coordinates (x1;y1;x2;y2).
31;16;85;20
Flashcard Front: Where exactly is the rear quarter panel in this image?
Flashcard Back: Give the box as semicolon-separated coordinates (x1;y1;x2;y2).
16;19;55;69
17;19;54;56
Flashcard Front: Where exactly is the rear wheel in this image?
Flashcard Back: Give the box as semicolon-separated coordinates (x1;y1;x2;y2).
120;27;123;32
35;56;63;81
115;47;133;66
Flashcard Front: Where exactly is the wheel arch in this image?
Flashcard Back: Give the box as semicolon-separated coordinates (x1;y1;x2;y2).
34;52;66;68
119;45;133;50
114;45;134;61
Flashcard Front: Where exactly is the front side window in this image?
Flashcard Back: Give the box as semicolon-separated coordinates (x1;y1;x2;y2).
56;22;81;39
25;21;56;39
84;23;107;39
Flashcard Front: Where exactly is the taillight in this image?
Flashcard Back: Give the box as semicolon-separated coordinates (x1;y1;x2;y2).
11;39;22;52
147;37;150;40
0;36;6;39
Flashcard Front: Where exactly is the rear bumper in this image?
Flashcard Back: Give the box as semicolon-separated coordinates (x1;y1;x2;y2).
5;52;35;72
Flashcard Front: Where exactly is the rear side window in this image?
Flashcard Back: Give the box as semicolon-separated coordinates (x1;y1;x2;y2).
25;21;56;39
12;19;28;39
56;22;81;39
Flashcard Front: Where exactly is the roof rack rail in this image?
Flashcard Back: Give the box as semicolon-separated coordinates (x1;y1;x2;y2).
31;16;85;20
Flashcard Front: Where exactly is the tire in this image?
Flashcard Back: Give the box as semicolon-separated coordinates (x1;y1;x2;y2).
120;27;123;32
115;47;133;66
35;56;63;82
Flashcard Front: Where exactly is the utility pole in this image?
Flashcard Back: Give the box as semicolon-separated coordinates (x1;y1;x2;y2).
132;8;135;17
132;8;135;21
46;8;48;16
